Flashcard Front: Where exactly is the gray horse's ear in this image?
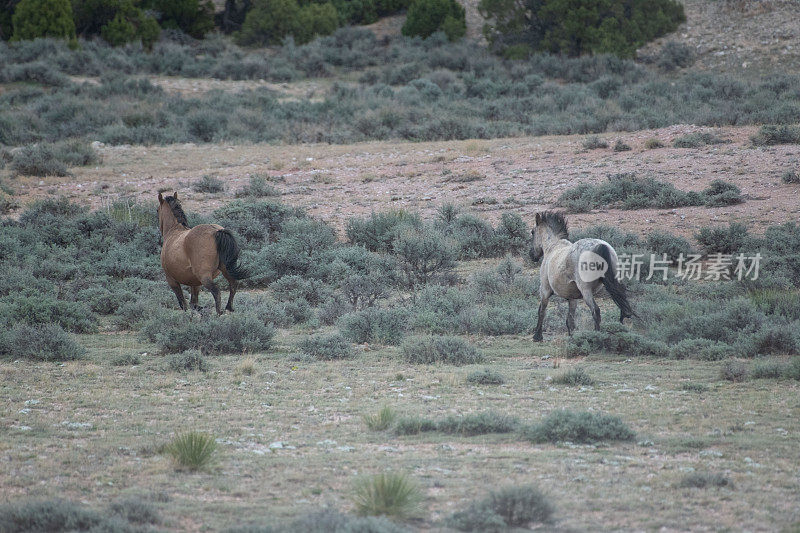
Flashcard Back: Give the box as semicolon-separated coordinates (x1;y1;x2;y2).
173;191;178;200
158;192;164;204
534;212;541;225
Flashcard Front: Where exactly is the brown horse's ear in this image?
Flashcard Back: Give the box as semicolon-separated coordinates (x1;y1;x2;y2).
158;192;164;204
534;212;541;225
173;191;178;200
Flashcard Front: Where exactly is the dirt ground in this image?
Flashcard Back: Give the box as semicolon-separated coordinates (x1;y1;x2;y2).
9;124;799;240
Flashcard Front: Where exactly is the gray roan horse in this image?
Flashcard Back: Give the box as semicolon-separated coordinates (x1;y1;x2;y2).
529;211;634;341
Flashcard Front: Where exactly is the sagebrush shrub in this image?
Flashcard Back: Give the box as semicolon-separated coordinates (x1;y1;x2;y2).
298;333;354;360
582;136;608;149
678;472;733;489
401;335;483;365
436;412;518;436
720;360;747;382
192;174;225;193
346;210;421;252
145;312;276;354
751;125;800;146
393;225;456;287
466;368;505;385
10;144;70;177
0;499;140;533
0;323;84;362
339;307;408;345
352;472;422;519
448;485;553;531
781;170;800;184
672;132;728;148
645;231;692;263
522;410;635;443
236;175;280;197
108;496;161;525
166;349;208;372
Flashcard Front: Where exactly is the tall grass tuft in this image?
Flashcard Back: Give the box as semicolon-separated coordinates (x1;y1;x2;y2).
364;406;397;431
166;431;218;471
352;472;422;519
552;366;595;386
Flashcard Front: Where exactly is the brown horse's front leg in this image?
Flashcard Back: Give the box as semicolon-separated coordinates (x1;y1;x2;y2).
201;277;222;315
167;278;188;311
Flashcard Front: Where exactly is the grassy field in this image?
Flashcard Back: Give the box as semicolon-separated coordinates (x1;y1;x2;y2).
3;328;799;531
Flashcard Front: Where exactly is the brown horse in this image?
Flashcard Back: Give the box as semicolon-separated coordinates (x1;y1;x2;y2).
157;192;247;315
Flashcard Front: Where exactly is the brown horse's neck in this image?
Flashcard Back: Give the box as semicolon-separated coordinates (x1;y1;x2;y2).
541;226;568;254
159;211;187;239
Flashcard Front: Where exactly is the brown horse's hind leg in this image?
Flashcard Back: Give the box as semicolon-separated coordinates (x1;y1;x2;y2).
190;286;200;310
167;278;188;311
201;277;222;315
221;268;238;313
566;299;577;335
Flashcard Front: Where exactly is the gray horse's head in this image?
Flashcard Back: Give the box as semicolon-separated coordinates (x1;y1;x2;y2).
529;211;568;262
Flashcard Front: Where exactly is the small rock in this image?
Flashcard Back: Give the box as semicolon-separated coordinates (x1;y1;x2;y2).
269;441;284;449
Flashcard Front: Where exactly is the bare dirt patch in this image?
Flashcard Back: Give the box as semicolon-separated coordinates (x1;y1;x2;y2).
9;125;799;240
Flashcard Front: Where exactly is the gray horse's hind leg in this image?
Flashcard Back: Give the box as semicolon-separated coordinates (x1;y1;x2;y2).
581;290;601;331
566;299;578;335
533;291;552;341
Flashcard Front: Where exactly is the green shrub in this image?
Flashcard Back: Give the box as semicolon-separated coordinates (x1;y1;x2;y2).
552;366;595;386
145;312;276;354
565;324;668;357
613;140;631;152
145;0;214;38
582;136;608;150
720;360;747;382
644;138;665;149
466;368;505;385
299;333;354;360
784;357;800;380
339;307;408;345
108;497;161;525
448;485;553;531
11;0;75;41
111;352;141;366
522;410;635;443
672;132;729;148
166;349;208;372
646;231;692;263
402;0;465;41
401;335;483;365
99;8;160;48
782;170;800;184
237;175;280;198
393;416;437;435
165;431;217;471
393;225;456;287
653;41;695;71
10;144;70;177
751;125;800;146
494;213;529;255
346;210;421;252
0;499;144;533
695;222;749;255
0;323;84;362
237;0;338;46
480;0;684;58
364;406;397;431
669;338;732;361
436;412;518;436
678;472;733;489
680;382;708;392
192;175;225;193
703;179;742;207
451;214;497;259
352;472;422;519
750;359;785;379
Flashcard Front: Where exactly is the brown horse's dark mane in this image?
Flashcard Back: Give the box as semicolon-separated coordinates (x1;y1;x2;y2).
539;211;568;239
164;196;188;227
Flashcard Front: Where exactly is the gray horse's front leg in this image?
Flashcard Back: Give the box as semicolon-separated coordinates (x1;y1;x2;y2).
566;299;577;335
582;291;601;331
533;292;551;341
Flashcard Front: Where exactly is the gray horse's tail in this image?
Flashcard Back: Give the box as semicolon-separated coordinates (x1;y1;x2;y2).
595;243;635;322
215;229;248;280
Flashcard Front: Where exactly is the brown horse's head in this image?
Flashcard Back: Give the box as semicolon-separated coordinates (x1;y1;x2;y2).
157;191;188;237
530;211;568;262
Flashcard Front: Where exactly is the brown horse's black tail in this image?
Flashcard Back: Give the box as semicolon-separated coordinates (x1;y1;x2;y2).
215;229;248;280
595;243;636;322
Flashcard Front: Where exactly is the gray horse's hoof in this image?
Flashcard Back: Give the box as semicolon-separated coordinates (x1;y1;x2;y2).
532;333;543;342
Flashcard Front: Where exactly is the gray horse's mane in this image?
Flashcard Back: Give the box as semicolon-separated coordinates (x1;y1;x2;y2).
539;211;568;239
165;196;189;227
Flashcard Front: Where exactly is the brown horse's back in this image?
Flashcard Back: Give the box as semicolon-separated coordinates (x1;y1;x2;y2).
161;224;223;286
